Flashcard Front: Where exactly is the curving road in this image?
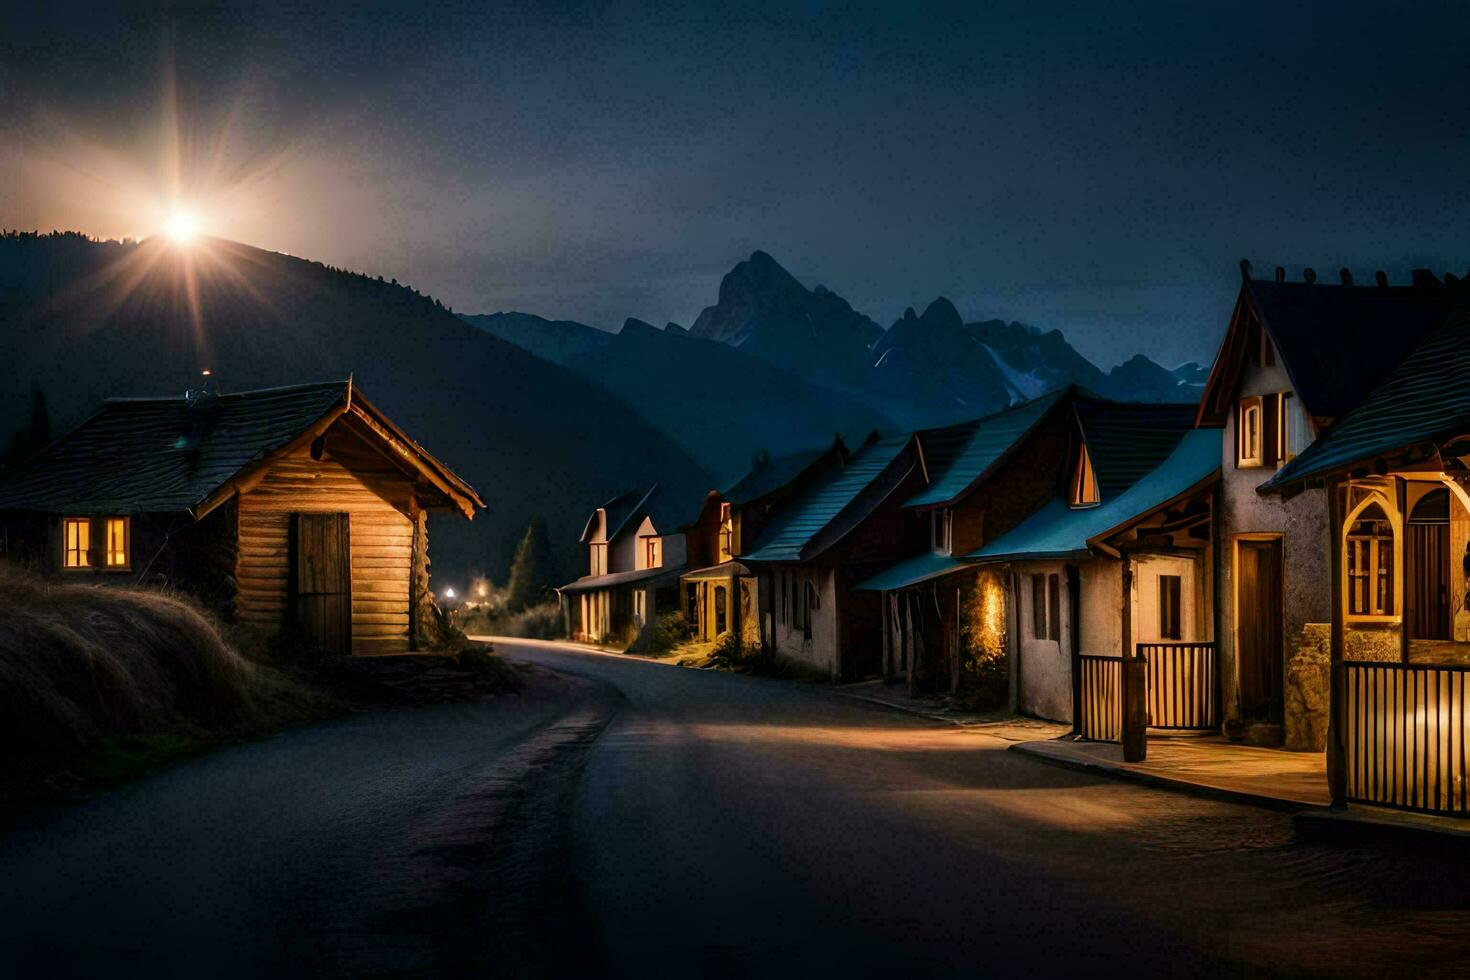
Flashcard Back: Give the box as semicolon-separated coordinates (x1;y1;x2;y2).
4;637;1470;977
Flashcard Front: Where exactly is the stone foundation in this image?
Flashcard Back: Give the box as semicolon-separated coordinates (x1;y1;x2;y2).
1284;623;1329;751
1344;622;1400;662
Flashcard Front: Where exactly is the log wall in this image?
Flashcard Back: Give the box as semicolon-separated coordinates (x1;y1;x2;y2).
235;435;416;655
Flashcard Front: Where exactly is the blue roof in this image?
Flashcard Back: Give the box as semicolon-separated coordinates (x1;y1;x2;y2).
968;429;1220;562
905;390;1066;508
1263;306;1470;492
742;435;912;562
852;549;967;592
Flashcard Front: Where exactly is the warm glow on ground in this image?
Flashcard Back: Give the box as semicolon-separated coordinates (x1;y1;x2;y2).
165;210;199;245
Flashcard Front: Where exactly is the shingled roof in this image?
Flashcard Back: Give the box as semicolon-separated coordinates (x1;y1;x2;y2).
722;445;839;507
0;380;483;518
1074;396;1198;498
905;389;1068;509
1198;274;1461;426
1262;302;1470;492
742;434;913;563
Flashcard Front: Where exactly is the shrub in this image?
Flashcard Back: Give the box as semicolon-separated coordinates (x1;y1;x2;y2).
626;610;691;656
706;629;743;668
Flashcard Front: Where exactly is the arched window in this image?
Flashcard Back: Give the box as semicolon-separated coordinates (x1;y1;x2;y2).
1347;502;1394;616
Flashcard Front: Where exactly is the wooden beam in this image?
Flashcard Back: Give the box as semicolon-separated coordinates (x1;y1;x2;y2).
1327;477;1347;808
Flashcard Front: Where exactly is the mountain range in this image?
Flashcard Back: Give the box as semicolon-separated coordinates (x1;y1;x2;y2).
469;250;1204;441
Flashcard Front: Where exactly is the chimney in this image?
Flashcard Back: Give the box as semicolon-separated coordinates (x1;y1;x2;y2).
1411;268;1443;288
185;369;218;406
1339;268;1353;286
1376;270;1389;287
1303;267;1316;284
1274;266;1286;282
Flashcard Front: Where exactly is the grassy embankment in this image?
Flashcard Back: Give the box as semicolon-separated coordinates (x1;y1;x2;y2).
0;566;521;806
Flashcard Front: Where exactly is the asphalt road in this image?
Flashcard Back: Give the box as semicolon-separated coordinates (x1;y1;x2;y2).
5;638;1470;978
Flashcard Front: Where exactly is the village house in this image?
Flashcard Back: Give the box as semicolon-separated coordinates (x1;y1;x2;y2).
679;443;846;650
969;400;1216;732
740;432;926;680
0;379;483;655
853;390;1075;696
558;484;689;645
1195;264;1463;750
1261;300;1470;815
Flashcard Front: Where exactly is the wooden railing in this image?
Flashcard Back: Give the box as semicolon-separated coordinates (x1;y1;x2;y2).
1139;642;1218;731
1078;654;1123;742
1344;661;1470;817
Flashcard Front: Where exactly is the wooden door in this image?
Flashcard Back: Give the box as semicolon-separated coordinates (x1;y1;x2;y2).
1236;540;1283;724
294;513;352;655
1409;488;1451;641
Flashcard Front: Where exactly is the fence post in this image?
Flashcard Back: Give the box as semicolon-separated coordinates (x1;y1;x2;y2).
1067;564;1082;735
1121;555;1147;761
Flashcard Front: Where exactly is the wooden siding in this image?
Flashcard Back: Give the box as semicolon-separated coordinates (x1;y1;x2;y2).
235;438;415;655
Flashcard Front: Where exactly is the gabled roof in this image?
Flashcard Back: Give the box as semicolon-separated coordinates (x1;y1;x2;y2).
1197;274;1461;425
968;429;1219;563
905;389;1067;509
742;434;912;563
581;488;645;543
581;483;699;544
1262;303;1470;492
0;380;483;518
722;445;838;507
1074;397;1197;498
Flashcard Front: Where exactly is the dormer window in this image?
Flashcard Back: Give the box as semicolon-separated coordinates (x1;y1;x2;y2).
931;509;953;554
1071;445;1099;507
644;536;660;569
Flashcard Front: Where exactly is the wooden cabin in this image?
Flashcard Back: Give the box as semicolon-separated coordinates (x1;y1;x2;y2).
0;380;482;655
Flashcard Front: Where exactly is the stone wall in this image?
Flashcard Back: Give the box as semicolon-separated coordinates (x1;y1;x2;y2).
1284;623;1329;750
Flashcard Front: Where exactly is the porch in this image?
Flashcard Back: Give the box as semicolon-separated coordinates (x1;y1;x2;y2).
1013;733;1330;808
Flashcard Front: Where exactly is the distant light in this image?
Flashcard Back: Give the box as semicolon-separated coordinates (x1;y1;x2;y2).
442;588;456;599
477;585;488;598
202;369;212;377
166;210;199;245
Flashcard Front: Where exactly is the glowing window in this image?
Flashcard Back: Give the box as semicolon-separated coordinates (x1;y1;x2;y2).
1071;445;1099;507
1238;397;1264;467
718;502;734;561
104;517;130;568
1347;505;1394;617
63;517;91;568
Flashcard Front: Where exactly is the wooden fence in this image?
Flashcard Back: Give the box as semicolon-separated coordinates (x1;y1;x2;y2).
1139;642;1218;731
1344;661;1470;816
1078;654;1123;742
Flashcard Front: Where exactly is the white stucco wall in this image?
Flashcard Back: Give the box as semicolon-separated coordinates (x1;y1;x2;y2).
1216;357;1330;746
1014;560;1074;723
770;564;839;676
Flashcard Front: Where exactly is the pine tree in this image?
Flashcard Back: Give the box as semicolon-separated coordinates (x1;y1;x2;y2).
505;515;552;612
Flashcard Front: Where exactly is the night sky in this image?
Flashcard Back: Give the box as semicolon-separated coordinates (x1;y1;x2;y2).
4;1;1469;368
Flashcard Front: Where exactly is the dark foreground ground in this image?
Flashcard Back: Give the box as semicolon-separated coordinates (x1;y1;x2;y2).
4;638;1470;978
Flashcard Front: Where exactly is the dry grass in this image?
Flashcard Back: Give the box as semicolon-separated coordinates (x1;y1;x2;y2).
0;565;327;799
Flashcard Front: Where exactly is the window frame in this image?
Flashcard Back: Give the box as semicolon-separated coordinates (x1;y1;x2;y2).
62;516;92;569
718;502;734;561
1031;572;1062;641
931;508;953;554
1346;508;1395;618
1237;396;1264;468
1158;574;1182;641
